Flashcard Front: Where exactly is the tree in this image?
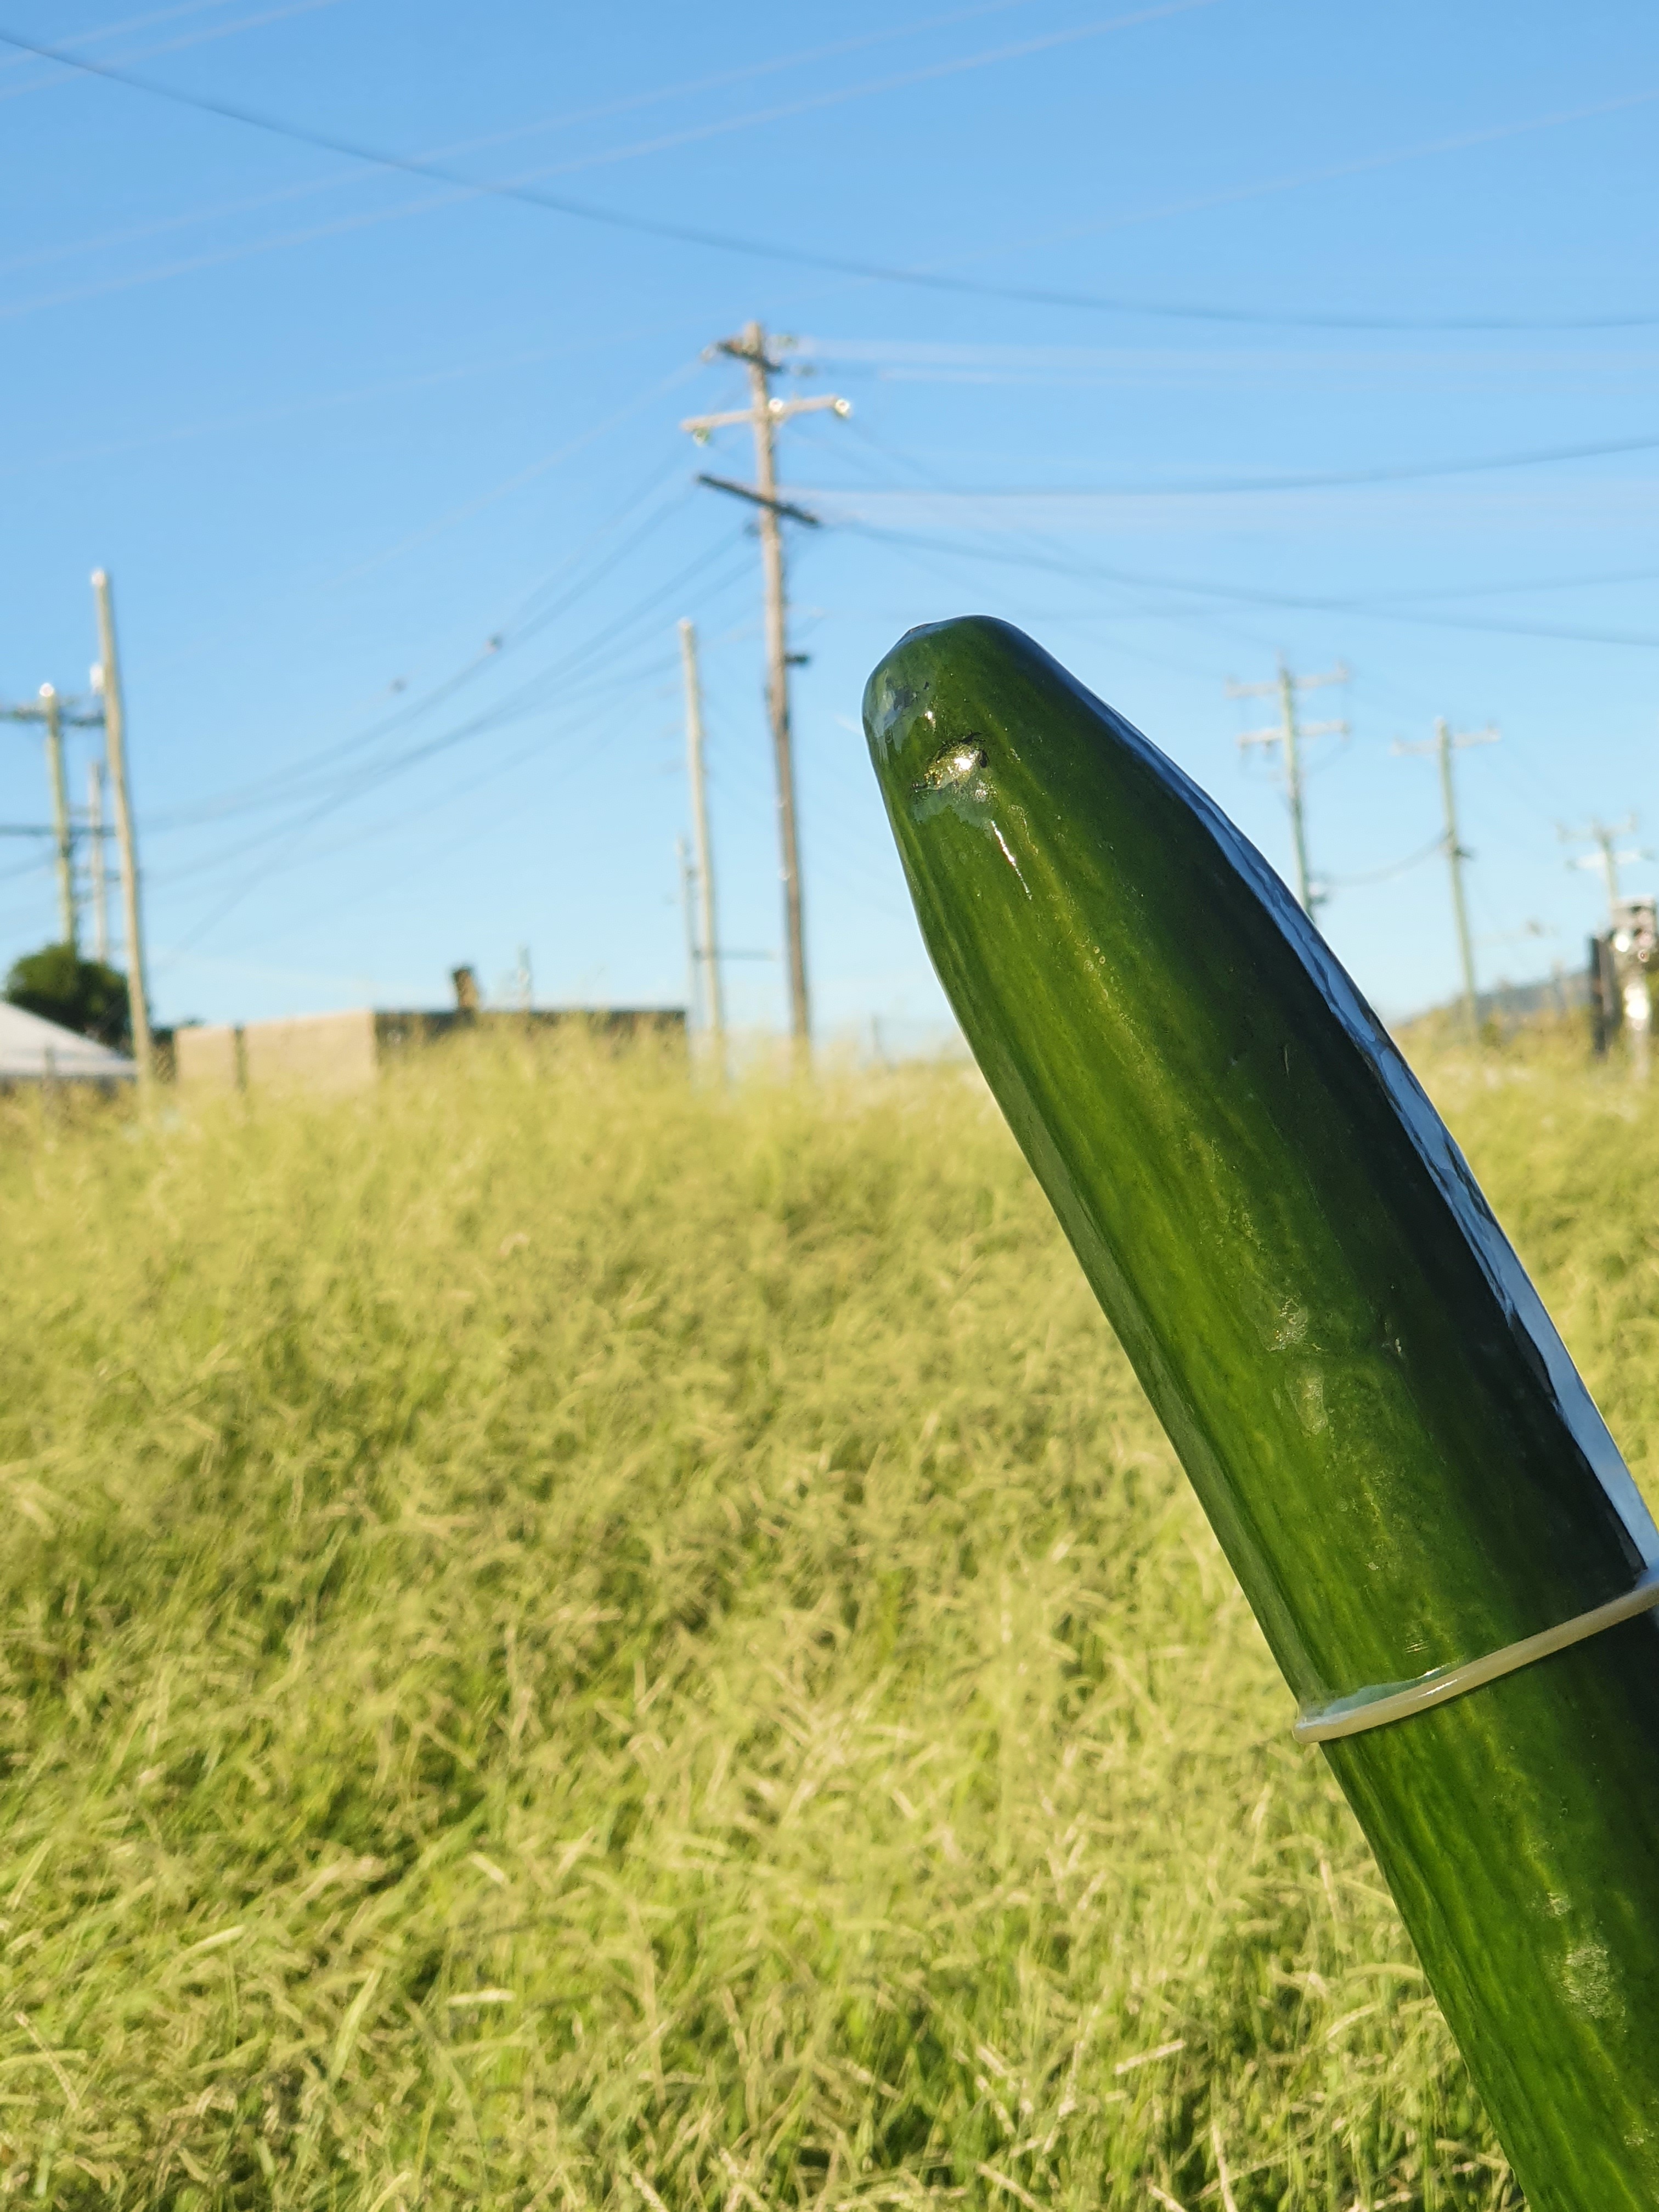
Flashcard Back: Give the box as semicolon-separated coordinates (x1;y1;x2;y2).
5;941;131;1047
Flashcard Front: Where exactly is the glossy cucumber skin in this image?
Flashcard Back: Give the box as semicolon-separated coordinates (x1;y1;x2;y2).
864;617;1659;2210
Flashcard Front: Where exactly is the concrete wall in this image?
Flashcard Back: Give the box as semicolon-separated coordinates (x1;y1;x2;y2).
174;1006;687;1097
241;1009;379;1095
174;1023;242;1093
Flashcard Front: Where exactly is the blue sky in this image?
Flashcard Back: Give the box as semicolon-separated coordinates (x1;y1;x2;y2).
1;0;1655;1037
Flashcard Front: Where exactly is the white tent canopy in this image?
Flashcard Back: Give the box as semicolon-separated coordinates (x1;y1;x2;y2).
0;1001;136;1081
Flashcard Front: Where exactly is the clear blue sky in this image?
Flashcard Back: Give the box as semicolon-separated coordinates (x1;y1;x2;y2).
2;0;1655;1037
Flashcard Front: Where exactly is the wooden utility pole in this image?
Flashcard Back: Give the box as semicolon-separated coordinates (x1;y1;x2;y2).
88;760;109;962
682;324;850;1052
93;569;154;1094
678;618;725;1057
675;834;700;1030
39;685;76;947
1562;814;1645;923
1227;656;1350;913
1;680;106;948
1395;718;1499;1032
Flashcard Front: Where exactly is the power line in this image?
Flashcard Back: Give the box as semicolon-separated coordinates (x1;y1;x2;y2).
798;427;1659;500
148;454;695;832
156;670;679;967
324;360;703;586
201;603;762;981
157;534;758;943
5;15;1658;335
834;521;1659;651
0;0;230;80
512;1;1225;187
0;0;1049;279
0;0;348;105
830;424;1659;673
1324;833;1448;891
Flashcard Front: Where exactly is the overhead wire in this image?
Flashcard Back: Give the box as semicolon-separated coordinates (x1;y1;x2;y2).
0;0;348;104
146;438;696;833
0;330;691;480
833;522;1659;651
0;0;1049;279
169;573;763;963
836;410;1274;673
323;358;703;586
0;0;231;76
5;13;1658;334
1323;834;1448;890
489;0;1226;187
802;426;1659;500
819;432;1617;927
157;527;759;948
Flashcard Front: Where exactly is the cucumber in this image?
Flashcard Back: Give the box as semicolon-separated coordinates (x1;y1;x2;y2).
862;616;1659;2211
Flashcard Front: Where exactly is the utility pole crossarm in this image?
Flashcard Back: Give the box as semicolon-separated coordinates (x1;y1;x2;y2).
681;393;850;440
695;473;821;526
1572;849;1648;872
1394;724;1499;757
0;700;104;727
681;406;763;436
1226;661;1348;702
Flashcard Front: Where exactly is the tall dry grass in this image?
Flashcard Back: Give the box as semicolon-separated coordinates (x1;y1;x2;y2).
0;1019;1647;2208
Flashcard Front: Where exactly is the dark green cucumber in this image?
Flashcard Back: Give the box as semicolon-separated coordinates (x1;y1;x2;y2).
864;616;1659;2211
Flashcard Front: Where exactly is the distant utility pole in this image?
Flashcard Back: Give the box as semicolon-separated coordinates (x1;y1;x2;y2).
1562;814;1646;923
88;760;109;962
675;834;699;1031
0;679;106;949
93;569;154;1097
1227;655;1350;913
678;618;725;1058
682;321;850;1052
1395;717;1499;1033
41;687;74;946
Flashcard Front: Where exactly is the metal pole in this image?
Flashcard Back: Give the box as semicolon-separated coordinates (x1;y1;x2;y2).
40;684;76;948
678;618;725;1057
92;570;154;1093
88;759;109;963
1436;719;1481;1034
1277;658;1313;915
741;322;811;1051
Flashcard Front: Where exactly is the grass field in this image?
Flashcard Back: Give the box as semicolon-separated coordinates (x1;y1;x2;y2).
1;1021;1654;2209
